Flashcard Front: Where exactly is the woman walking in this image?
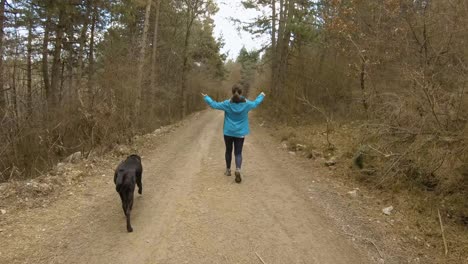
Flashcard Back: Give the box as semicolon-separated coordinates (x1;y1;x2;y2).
202;84;265;183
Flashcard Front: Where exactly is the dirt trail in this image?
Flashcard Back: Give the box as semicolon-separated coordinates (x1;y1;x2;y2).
1;111;379;264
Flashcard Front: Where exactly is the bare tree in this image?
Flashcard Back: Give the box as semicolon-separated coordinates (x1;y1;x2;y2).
181;0;204;117
26;3;34;116
135;0;152;115
50;8;65;107
75;0;92;109
151;0;161;90
0;0;5;109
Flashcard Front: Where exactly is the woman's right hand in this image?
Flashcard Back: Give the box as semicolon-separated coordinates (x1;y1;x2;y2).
260;92;266;96
201;93;207;97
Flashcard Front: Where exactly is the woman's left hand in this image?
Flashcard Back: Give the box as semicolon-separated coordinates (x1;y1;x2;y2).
201;93;207;97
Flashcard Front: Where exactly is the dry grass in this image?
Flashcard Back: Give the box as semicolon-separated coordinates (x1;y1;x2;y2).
258;108;468;262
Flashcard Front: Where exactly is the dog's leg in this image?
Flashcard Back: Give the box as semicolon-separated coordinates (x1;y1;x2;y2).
126;192;134;232
119;193;127;215
126;213;132;232
136;171;142;195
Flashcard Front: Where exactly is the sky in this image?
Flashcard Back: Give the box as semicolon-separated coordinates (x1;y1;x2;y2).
213;0;268;60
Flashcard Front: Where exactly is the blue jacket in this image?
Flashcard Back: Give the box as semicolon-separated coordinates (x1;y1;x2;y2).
204;93;265;137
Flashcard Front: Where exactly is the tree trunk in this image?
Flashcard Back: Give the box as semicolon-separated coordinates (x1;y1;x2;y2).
151;0;161;116
42;14;51;105
12;43;19;119
64;24;74;105
10;14;21;119
50;9;65;108
151;0;161;89
75;0;91;108
181;20;193;118
26;6;33;116
181;1;199;118
270;0;277;94
60;59;67;104
180;0;202;118
0;0;5;109
277;0;294;92
135;0;152;116
271;0;276;52
272;0;284;96
87;4;97;107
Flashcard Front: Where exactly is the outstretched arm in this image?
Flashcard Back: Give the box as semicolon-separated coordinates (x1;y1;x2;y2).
247;92;266;110
202;94;229;111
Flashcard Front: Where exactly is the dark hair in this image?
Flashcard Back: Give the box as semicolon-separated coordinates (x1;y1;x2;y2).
231;84;246;103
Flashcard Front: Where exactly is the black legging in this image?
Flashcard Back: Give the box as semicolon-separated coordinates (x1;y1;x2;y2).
224;135;245;170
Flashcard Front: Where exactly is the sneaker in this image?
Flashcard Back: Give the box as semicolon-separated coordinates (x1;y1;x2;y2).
224;169;231;176
235;169;242;183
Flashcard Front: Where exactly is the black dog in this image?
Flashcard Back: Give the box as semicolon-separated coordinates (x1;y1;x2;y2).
114;154;143;232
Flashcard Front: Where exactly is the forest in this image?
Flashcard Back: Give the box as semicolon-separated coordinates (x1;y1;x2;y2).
0;0;226;180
